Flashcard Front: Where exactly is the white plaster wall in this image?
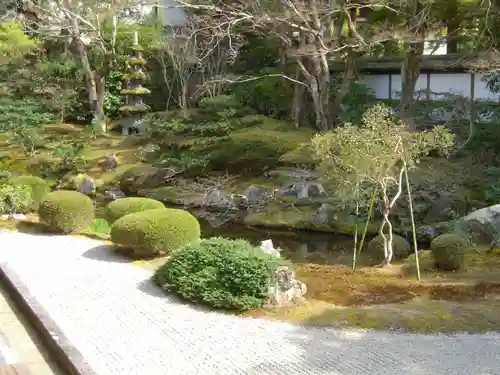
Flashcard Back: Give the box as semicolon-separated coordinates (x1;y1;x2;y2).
390;74;427;99
159;0;188;27
429;73;471;98
360;75;390;99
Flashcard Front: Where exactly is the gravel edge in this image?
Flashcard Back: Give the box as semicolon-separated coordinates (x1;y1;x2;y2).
0;262;98;375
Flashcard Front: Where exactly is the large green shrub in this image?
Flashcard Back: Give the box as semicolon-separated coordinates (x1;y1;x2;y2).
105;197;164;224
8;175;50;210
430;233;468;271
0;183;32;217
38;190;94;234
366;234;411;261
154;237;287;311
110;208;200;257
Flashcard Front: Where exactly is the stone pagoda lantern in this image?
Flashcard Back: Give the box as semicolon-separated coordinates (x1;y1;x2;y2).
119;30;151;135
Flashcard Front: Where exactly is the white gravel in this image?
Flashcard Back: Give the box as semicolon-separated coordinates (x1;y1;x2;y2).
1;231;499;375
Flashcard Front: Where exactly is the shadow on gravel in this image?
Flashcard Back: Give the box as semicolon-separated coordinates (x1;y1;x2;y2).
136;279;214;313
82;245;130;263
278;322;499;375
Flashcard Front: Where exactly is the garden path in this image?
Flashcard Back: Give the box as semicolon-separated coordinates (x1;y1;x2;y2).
0;231;499;375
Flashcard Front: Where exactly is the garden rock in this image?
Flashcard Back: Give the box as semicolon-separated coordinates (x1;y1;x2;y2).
120;165;182;194
104;189;126;201
314;203;335;226
244;185;267;206
100;154;119;172
278;181;326;199
78;177;96;196
454;204;500;245
197;209;239;228
266;266;307;307
260;239;280;257
202;189;235;211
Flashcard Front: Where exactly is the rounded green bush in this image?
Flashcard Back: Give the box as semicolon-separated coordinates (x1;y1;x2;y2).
401;250;436;276
110;208;200;257
430;234;468;271
367;234;411;261
154;237;287;311
105;197;164;224
9;175;50;210
38;190;94;234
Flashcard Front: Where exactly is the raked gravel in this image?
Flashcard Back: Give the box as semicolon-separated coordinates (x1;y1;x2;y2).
0;231;499;375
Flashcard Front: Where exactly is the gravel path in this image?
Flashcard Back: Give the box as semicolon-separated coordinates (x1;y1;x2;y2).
0;231;499;375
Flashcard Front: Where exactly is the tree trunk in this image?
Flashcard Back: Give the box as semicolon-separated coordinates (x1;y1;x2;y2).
400;0;425;131
291;66;305;128
93;73;106;132
446;0;459;53
331;50;357;126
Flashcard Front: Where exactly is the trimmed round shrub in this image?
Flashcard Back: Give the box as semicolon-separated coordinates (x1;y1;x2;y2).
154;237;287;311
105;197;164;224
0;183;32;216
401;250;436;276
110;208;200;257
38;190;94;234
8;175;50;210
367;234;411;261
430;234;468;271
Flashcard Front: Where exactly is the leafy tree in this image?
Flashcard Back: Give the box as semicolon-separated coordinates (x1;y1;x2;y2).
312;104;455;266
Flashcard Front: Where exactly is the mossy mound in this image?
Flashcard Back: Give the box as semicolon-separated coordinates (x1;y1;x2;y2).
105;197;165;223
38;190;94;234
431;234;469;271
401;250;436;276
366;234;411;261
110;208;201;257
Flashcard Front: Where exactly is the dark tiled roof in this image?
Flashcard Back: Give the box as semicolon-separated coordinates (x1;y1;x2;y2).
330;53;498;73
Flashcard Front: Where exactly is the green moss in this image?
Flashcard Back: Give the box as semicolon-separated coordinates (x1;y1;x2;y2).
279;144;318;166
110;208;201;257
127;57;146;66
243;202;379;235
431;234;468;271
137;186;202;206
129;45;145;52
119;104;150;113
366;234;411;261
38;190;94;234
401;250;436;276
120;88;151;95
119;164;168;193
123;71;147;80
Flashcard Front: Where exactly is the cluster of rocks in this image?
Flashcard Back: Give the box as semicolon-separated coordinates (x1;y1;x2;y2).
258;239;307;307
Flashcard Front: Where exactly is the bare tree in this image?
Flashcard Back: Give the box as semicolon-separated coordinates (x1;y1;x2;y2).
167;0;396;131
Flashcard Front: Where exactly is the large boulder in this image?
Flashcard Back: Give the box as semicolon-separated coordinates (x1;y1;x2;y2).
453;204;500;245
119;165;182;194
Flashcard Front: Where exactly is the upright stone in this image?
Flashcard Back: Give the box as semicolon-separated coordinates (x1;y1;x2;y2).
119;30;151;136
